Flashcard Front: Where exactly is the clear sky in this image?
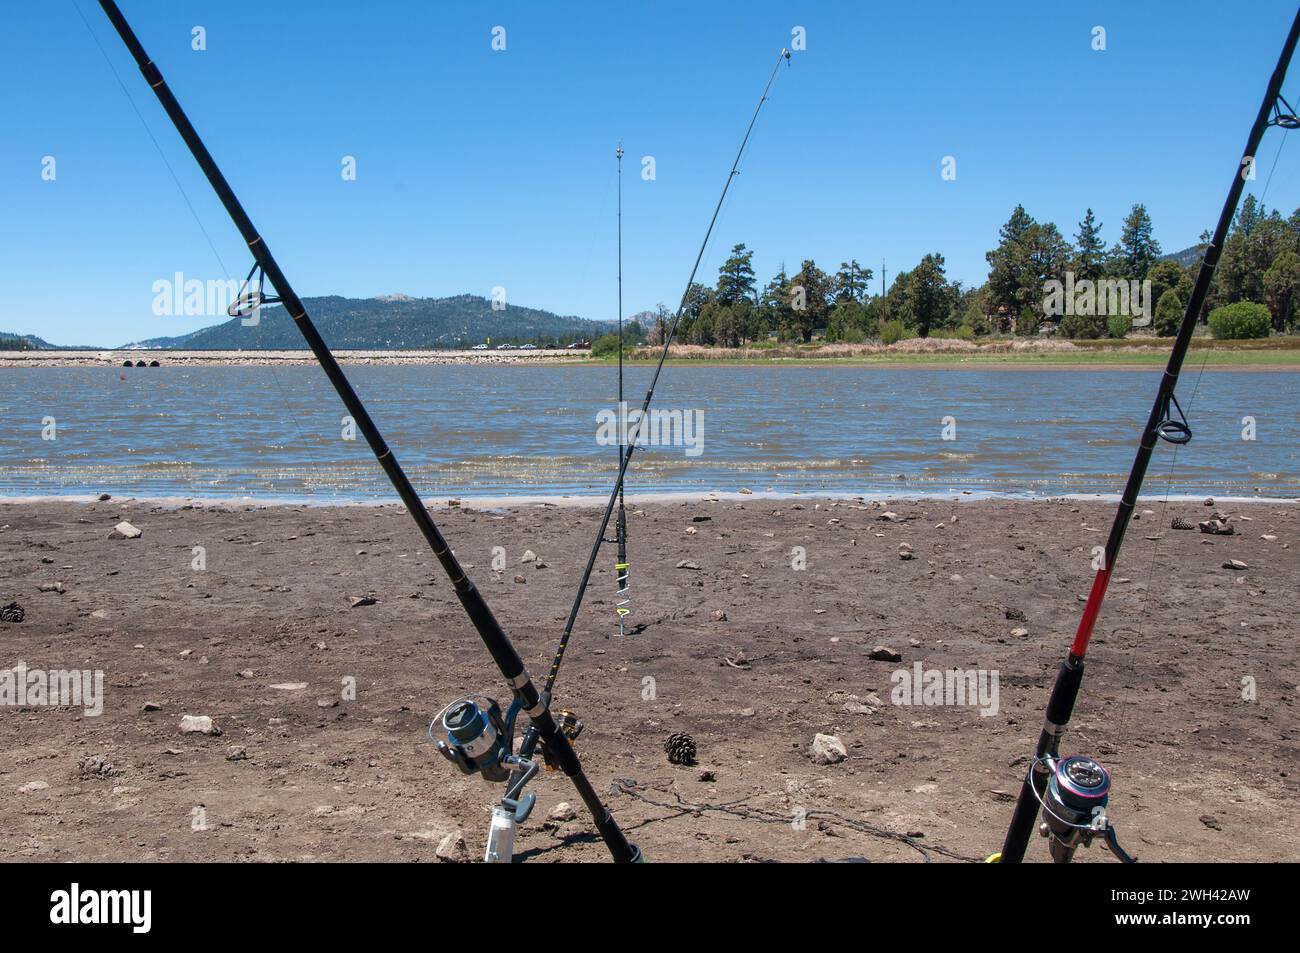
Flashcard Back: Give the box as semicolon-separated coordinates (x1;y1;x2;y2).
4;1;1299;346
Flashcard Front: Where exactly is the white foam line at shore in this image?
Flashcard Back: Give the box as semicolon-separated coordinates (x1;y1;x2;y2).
1;491;1295;510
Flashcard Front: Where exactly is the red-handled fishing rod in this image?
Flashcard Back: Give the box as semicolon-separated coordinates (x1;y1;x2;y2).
94;0;641;863
998;7;1300;864
614;141;631;638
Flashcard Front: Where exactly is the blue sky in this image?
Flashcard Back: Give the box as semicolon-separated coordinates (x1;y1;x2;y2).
4;0;1299;346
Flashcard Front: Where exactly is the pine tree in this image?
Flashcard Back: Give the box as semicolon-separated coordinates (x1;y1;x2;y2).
789;260;831;342
1074;208;1106;280
906;253;950;338
716;244;757;304
986;205;1039;321
1111;204;1162;280
1264;250;1300;331
834;259;873;302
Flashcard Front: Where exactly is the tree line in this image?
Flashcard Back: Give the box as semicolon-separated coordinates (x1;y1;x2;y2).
637;198;1300;346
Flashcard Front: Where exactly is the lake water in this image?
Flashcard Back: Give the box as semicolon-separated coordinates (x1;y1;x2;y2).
0;364;1295;501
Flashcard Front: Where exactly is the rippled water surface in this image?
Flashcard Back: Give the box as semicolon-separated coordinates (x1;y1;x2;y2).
0;364;1295;500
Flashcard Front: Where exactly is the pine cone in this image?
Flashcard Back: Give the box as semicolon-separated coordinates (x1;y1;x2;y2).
1171;517;1194;530
0;602;24;623
663;731;697;766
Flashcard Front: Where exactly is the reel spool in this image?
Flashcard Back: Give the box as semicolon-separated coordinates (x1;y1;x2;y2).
430;694;587;861
1035;754;1136;863
432;694;513;783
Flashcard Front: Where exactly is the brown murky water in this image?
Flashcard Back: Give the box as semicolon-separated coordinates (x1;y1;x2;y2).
0;364;1295;500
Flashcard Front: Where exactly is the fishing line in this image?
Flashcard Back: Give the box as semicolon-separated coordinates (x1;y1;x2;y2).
96;0;641;862
548;48;791;691
73;0;327;500
72;0;230;277
610;779;982;863
508;48;794;780
999;11;1300;863
1130;79;1297;647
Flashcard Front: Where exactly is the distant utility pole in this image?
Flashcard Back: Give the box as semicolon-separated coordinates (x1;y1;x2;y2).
881;259;887;319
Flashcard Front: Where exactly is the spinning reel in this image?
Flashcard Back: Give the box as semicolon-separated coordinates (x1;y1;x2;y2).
429;693;583;862
1033;755;1136;863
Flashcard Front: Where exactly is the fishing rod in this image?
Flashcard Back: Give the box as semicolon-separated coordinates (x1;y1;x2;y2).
513;47;794;773
614;142;631;638
996;8;1300;864
95;0;641;864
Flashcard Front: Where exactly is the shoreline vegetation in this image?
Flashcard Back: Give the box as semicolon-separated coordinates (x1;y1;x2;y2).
5;337;1299;368
8;201;1298;365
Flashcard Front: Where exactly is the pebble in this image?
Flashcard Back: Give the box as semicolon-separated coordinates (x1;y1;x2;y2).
349;596;377;608
1199;520;1234;536
79;755;116;778
676;560;701;570
868;646;902;663
548;802;578;822
179;715;221;736
1223;560;1248;571
111;521;143;540
810;733;847;765
435;831;469;863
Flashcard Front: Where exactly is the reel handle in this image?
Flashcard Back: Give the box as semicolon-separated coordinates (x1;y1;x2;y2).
1104;824;1138;864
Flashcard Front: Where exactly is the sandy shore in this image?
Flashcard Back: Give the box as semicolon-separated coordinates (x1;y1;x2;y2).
0;349;588;368
1;496;1296;862
6;347;1298;369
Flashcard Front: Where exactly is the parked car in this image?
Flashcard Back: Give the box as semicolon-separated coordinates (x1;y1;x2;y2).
471;343;489;350
520;343;537;350
496;343;512;350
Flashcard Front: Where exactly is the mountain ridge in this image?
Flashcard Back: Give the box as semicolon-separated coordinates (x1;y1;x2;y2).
126;293;613;350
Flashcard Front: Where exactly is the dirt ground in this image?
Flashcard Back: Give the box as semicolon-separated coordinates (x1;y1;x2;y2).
1;495;1296;863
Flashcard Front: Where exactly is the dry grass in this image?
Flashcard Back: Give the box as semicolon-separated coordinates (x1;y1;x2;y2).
629;338;1080;361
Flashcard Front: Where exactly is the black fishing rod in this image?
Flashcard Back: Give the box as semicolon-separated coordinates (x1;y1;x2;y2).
614;141;631;638
95;0;641;864
513;47;793;771
997;8;1300;864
